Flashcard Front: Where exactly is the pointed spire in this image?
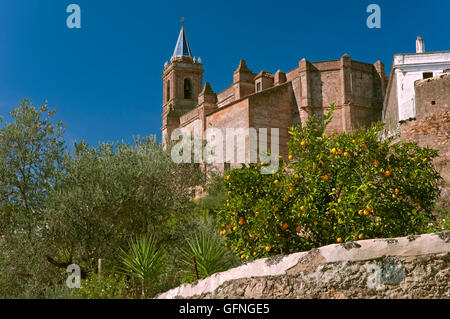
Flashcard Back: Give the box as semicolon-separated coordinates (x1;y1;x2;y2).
172;23;193;58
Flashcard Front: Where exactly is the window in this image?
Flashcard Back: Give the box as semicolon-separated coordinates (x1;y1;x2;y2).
256;81;261;92
184;78;192;99
224;162;231;170
166;80;170;102
423;72;433;79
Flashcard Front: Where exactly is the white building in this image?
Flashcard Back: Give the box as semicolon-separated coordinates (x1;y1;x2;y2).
383;37;450;134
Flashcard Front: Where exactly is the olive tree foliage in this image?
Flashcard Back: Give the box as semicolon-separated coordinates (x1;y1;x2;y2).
0;99;205;297
44;137;204;277
0;99;65;297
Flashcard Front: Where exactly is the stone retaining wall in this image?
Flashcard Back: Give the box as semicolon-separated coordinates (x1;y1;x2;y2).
157;231;449;299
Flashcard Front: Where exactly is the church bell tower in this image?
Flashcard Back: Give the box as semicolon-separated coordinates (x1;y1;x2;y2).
162;21;203;142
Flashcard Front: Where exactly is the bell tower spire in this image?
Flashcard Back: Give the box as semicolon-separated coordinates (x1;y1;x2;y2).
172;18;193;58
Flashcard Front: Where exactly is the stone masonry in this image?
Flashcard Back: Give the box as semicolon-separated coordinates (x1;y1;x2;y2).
157;231;449;299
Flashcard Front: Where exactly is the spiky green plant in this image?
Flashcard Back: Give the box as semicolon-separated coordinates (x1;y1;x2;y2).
178;231;238;282
118;234;165;295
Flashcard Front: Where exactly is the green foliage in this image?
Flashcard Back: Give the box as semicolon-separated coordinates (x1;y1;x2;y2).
218;104;442;259
118;234;165;286
177;230;238;283
0;99;65;297
73;274;132;299
44;136;203;277
0;99;205;297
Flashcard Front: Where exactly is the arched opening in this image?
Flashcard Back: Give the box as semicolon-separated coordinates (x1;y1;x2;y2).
184;78;192;99
166;80;170;102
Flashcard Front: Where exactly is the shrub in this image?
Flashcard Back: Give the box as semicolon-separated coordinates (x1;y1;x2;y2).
118;234;165;297
177;229;239;283
218;104;442;259
73;274;132;299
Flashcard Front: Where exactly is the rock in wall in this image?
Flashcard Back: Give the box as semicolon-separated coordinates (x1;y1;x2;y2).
157;231;449;299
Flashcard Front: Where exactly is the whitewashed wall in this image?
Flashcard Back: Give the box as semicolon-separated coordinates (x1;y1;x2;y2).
393;51;450;121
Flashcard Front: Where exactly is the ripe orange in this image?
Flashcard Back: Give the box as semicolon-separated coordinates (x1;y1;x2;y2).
358;210;363;216
296;226;302;232
274;180;279;185
255;211;260;217
238;217;244;225
392;194;397;199
283;197;289;202
417;204;422;209
233;211;238;216
385;170;391;177
233;226;238;231
336;237;343;243
422;158;428;163
249;233;255;238
241;255;246;260
375;222;380;227
300;206;306;212
222;230;227;236
331;148;337;154
373;160;379;167
227;224;231;229
358;234;364;240
289;188;294;194
313;221;318;226
343;151;350;157
226;175;231;180
301;141;307;147
321;174;329;181
394;188;399;193
265;246;271;252
337;149;343;155
260;162;265;166
252;252;257;257
282;223;289;230
352;139;356;143
363;209;369;216
289;155;294;161
361;143;366;147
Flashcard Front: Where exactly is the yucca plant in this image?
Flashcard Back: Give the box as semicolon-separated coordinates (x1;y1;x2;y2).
178;231;237;282
118;234;165;296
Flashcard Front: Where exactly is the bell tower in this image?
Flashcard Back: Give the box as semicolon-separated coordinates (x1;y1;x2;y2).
162;21;203;142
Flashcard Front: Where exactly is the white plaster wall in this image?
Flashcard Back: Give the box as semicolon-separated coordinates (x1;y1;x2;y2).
393;52;450;121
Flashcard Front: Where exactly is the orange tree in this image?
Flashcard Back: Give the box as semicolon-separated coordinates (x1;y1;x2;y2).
217;104;442;260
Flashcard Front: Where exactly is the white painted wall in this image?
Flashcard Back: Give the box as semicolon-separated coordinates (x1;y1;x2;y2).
393;51;450;121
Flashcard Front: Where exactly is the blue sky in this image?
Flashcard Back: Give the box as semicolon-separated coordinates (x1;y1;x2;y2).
0;0;449;146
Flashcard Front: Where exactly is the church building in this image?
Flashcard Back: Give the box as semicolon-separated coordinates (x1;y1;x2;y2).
162;25;388;168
